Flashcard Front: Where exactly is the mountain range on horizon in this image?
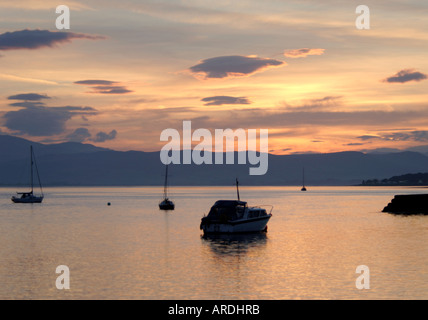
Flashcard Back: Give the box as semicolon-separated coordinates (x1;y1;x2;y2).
1;134;428;186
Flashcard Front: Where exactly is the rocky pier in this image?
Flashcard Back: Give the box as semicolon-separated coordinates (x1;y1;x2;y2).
382;194;428;215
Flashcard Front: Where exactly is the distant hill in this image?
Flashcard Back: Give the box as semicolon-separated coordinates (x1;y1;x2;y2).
1;135;428;186
362;172;428;186
0;135;110;163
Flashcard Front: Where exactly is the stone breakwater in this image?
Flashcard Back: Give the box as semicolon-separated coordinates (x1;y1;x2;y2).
383;194;428;215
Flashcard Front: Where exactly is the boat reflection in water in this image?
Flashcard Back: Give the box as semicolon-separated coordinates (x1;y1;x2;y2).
201;232;268;256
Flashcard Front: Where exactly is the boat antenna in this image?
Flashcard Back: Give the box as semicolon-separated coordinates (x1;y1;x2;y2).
236;178;240;201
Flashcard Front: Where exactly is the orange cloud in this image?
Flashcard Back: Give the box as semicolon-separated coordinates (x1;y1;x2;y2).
283;48;325;58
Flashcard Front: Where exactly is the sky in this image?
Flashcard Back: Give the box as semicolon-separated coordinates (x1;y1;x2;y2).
0;0;427;154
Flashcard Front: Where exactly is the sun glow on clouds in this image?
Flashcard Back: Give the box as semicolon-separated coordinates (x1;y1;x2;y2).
0;1;427;153
284;48;325;58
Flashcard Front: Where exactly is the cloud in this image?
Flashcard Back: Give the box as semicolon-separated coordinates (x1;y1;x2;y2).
357;131;428;142
0;29;104;51
283;48;325;58
91;130;117;142
2;93;97;136
201;96;251;106
207;108;426;130
383;131;428;142
66;127;92;143
74;80;133;94
7;93;51;101
9;101;46;108
282;96;342;111
90;86;133;94
74;80;116;86
383;69;427;83
144;96;428;135
357;135;381;141
0;73;58;85
4;106;83;136
188;55;285;79
0;1;90;10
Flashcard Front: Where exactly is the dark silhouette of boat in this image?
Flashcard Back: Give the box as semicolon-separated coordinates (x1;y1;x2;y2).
11;146;44;203
159;164;175;210
200;179;272;234
301;168;307;191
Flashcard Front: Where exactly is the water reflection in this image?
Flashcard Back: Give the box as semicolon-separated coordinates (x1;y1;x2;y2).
201;233;268;256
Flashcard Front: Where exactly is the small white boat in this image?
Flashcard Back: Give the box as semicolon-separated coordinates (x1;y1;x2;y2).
200;179;272;234
12;146;44;204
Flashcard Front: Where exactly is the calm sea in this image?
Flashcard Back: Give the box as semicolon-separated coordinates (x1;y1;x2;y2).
0;186;427;300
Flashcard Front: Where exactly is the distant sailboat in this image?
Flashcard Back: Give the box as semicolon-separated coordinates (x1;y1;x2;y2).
159;164;175;210
301;168;307;192
11;146;44;203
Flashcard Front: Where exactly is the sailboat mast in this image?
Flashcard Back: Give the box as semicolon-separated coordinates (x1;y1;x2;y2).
303;168;305;187
30;145;34;194
236;178;240;201
164;165;168;198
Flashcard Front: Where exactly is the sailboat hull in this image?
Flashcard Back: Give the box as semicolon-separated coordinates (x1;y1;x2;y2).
159;199;175;210
11;196;44;203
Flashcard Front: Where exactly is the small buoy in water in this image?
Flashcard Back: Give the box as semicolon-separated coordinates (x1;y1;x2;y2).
107;202;111;206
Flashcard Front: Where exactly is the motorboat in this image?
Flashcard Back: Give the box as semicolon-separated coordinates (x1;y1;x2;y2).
200;179;272;234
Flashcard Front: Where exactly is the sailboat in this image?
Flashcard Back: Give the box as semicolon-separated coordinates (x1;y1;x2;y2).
301;168;307;192
11;146;44;203
159;164;175;210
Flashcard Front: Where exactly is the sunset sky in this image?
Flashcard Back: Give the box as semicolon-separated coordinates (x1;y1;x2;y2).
0;0;427;154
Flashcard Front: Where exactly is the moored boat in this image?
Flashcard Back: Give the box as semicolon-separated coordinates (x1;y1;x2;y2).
301;168;307;191
11;146;44;204
159;164;175;210
200;179;272;234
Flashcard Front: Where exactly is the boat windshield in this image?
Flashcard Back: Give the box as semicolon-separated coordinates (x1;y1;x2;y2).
206;200;247;221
